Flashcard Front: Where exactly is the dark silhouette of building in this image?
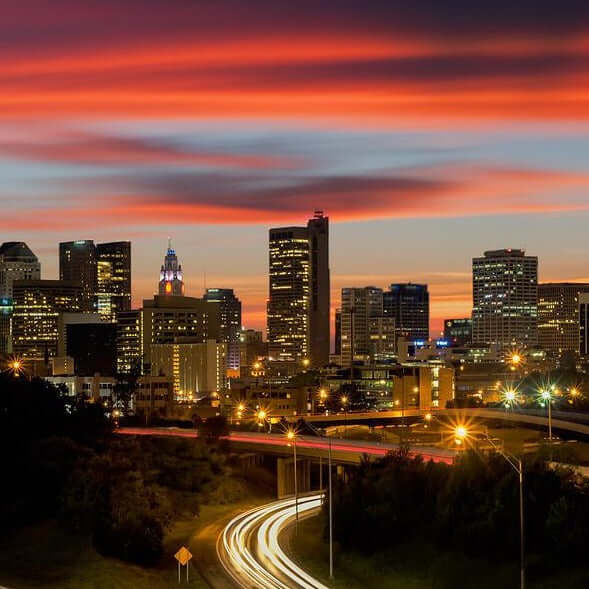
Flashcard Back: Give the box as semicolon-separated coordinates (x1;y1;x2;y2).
66;322;117;376
59;240;97;311
444;318;472;347
383;283;429;342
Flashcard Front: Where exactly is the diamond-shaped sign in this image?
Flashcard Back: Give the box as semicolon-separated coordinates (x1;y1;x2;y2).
174;546;193;566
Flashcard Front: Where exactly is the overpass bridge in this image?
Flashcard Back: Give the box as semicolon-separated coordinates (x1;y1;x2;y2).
117;427;455;499
292;407;589;438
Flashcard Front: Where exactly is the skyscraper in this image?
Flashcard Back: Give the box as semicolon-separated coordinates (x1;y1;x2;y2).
580;293;589;358
12;280;82;359
472;249;538;348
204;288;241;371
159;240;184;296
0;242;41;298
340;287;395;365
267;211;330;369
383;283;429;342
96;241;131;322
538;283;589;357
0;242;40;354
59;240;97;311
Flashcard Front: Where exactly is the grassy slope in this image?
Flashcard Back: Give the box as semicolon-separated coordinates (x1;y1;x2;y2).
0;472;272;589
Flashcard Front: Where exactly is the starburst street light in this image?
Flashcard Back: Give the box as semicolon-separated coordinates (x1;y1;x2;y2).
538;389;553;441
6;357;24;376
502;388;519;409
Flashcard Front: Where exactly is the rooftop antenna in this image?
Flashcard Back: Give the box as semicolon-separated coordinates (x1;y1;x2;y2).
167;236;172;251
204;269;207;292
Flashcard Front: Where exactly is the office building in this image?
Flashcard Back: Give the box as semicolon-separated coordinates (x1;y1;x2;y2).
538;283;589;357
580;293;589;357
334;309;342;356
115;295;222;373
0;297;13;354
368;316;396;362
65;322;117;376
159;240;184;296
383;283;429;342
472;249;538;348
204;288;241;371
116;309;141;373
340;286;385;365
444;318;473;347
0;242;41;299
12;280;82;359
57;312;103;356
59;240;97;311
96;241;131;322
150;340;227;400
267;211;330;369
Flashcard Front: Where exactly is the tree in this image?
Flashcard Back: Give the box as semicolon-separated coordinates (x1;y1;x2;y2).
199;415;229;444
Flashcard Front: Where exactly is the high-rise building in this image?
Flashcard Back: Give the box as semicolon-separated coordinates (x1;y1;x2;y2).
116;295;222;373
383;283;429;342
0;242;41;300
203;288;241;371
334;309;342;356
158;240;184;296
444;318;473;347
116;309;141;373
96;241;131;322
580;293;589;357
472;249;538;348
59;240;97;311
267;211;330;369
340;287;383;365
538;283;589;357
0;296;13;354
150;340;227;400
12;280;82;359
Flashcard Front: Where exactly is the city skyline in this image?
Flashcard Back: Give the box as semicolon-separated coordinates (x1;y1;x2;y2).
2;1;589;335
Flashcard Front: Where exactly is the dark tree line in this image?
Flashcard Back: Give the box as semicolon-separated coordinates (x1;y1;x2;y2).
0;373;226;566
328;448;589;582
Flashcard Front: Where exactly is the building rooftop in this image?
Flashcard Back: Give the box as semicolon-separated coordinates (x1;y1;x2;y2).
0;241;38;262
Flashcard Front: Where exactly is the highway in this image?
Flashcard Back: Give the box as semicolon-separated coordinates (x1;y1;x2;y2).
217;493;328;589
117;427;456;464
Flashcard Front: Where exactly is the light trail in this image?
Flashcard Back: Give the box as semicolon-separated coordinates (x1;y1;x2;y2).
116;427;456;464
217;494;329;589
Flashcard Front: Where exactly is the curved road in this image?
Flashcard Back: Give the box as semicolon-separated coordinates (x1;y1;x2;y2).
217;493;327;589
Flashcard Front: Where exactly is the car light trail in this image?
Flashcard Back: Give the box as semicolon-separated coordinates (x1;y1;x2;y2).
116;427;455;464
218;494;329;589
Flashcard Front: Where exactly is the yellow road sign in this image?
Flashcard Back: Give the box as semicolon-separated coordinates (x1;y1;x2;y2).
174;546;192;566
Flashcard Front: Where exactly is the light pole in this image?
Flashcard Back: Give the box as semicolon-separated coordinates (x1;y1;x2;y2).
540;390;552;441
340;395;349;434
455;426;525;589
287;429;298;530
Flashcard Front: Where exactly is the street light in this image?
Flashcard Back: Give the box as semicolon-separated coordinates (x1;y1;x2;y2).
454;425;525;589
340;395;348;431
286;429;298;530
539;390;553;441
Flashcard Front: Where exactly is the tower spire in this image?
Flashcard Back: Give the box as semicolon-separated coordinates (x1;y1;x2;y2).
159;239;184;296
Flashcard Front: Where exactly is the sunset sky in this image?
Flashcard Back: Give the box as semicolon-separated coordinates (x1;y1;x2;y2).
3;1;589;336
